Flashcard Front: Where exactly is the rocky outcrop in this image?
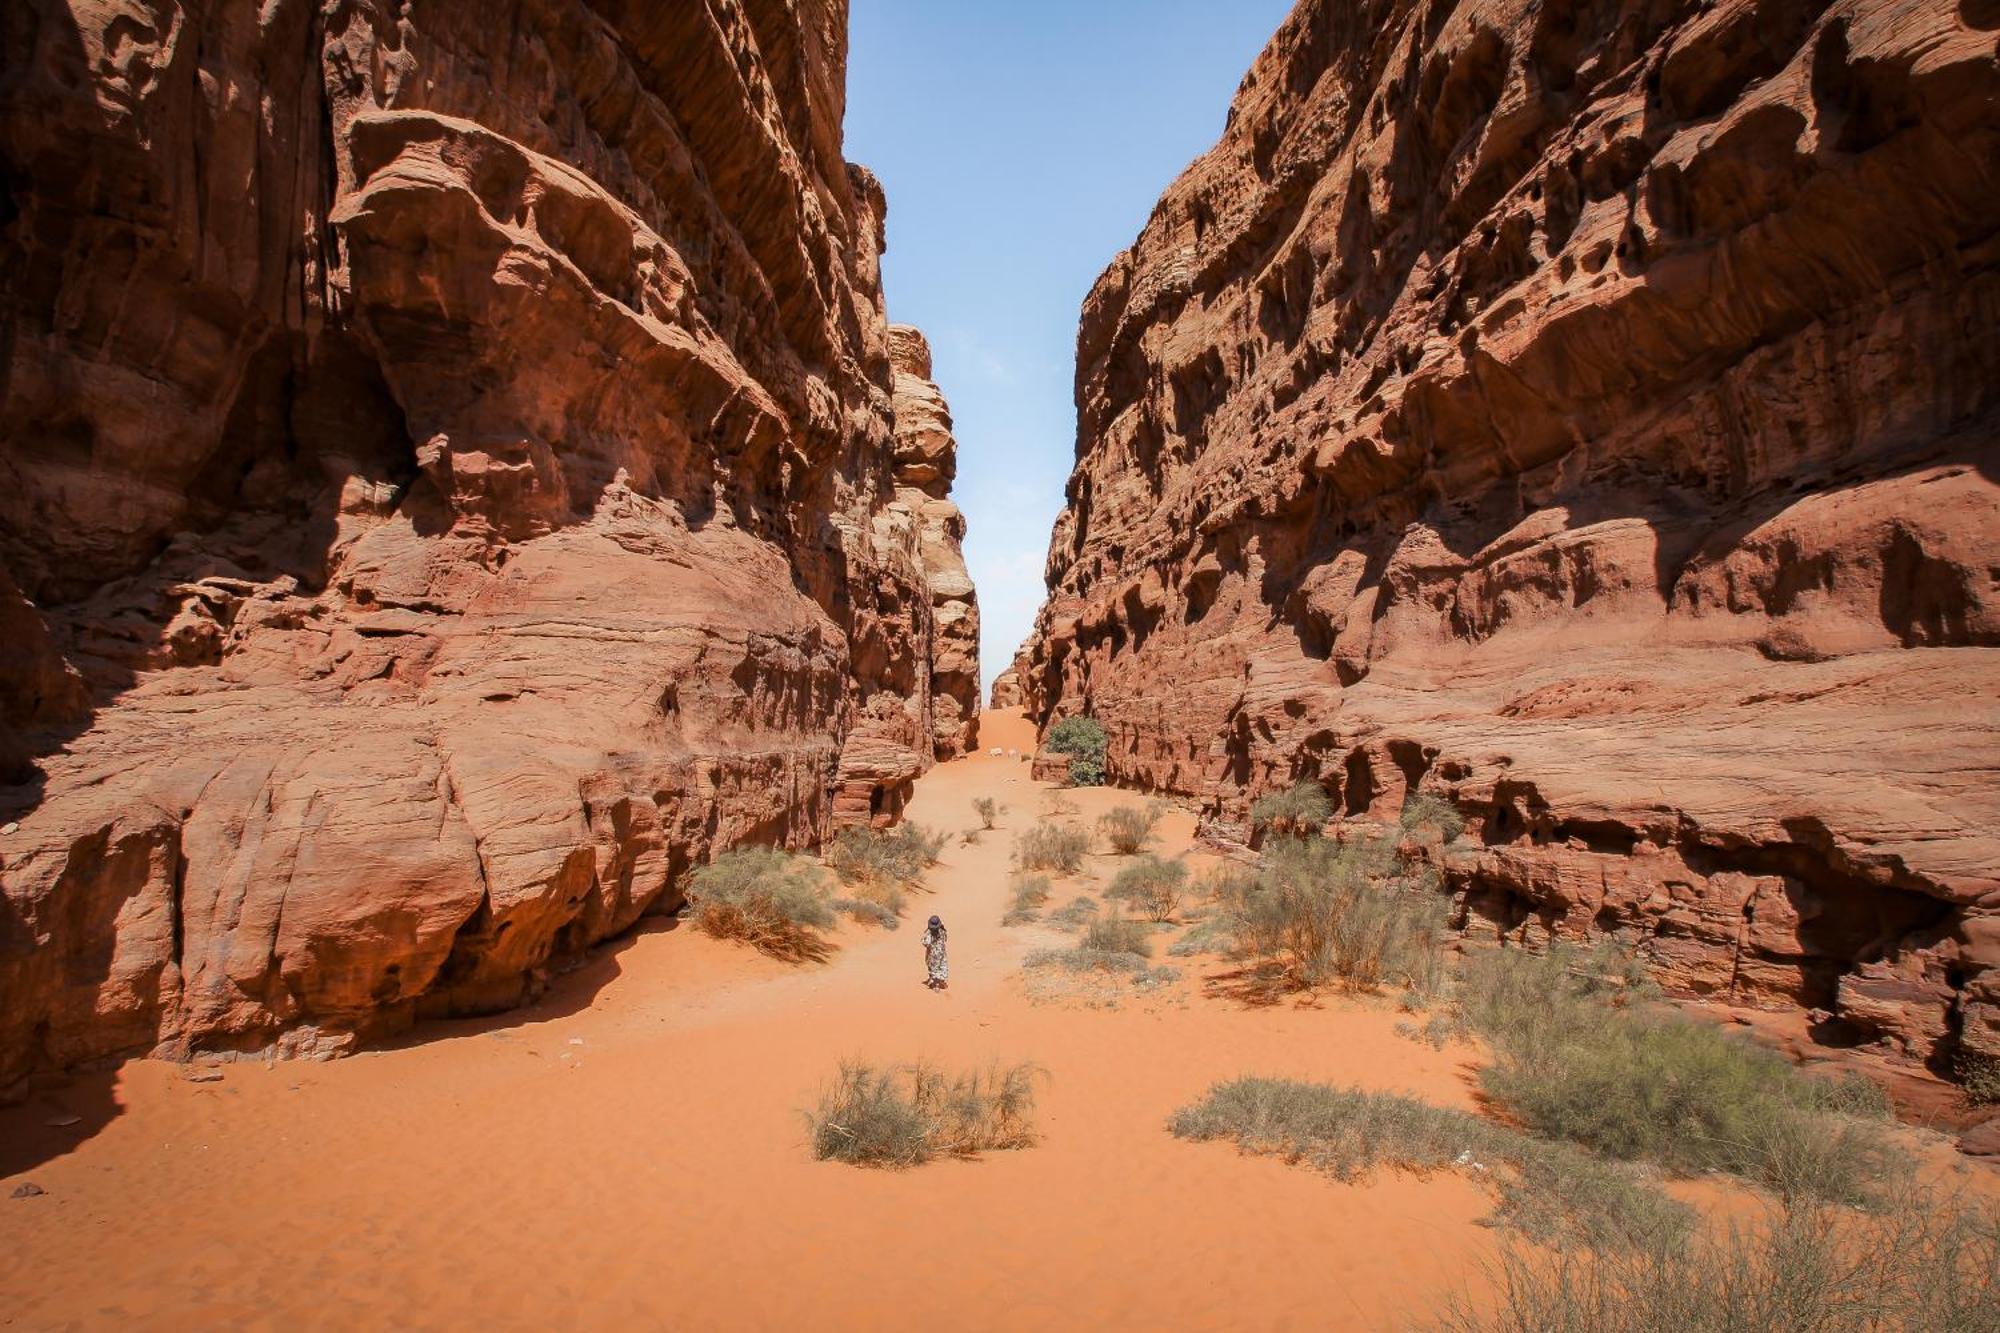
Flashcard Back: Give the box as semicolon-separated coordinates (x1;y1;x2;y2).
890;326;980;760
1021;0;2000;1086
0;1;972;1084
989;667;1026;711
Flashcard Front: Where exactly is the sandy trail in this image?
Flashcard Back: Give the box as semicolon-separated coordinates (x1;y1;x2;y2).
2;711;1514;1330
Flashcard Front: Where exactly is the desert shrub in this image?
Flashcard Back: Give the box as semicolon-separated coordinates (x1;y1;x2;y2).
1107;855;1190;922
807;1060;1041;1167
1457;944;1893;1204
686;849;836;961
1194;863;1259;905
1434;1185;2000;1333
1015;820;1090;874
1002;873;1053;926
826;823;945;906
1025;947;1152;976
1098;804;1160;854
1168;918;1235;958
1082;913;1154;958
1250;781;1333;839
1045;715;1108;786
973;797;1002;830
1171;1077;1685;1250
1958;1050;2000;1106
830;898;900;931
1216;830;1451;997
1399;791;1467;843
1047;895;1099;929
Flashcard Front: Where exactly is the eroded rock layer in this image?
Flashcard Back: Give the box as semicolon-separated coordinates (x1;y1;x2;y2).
0;0;971;1082
1022;0;2000;1084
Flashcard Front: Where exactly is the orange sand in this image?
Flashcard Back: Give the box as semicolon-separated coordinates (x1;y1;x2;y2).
1;712;1519;1329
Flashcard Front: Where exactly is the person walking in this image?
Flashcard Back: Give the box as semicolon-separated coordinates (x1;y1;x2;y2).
922;915;949;990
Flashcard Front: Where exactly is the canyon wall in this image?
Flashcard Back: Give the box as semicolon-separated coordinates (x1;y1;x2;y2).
0;0;972;1086
1022;0;2000;1085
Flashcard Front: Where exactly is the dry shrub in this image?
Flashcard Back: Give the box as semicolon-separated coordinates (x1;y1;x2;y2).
1098;804;1160;855
1217;831;1451;997
1107;854;1189;921
1016;821;1090;874
1047;895;1099;929
973;797;1002;830
1082;913;1152;958
1003;873;1053;925
1434;1184;2000;1333
1456;944;1893;1204
807;1060;1041;1167
1399;791;1466;843
1250;781;1333;839
831;898;900;931
826;822;946;914
686;849;835;961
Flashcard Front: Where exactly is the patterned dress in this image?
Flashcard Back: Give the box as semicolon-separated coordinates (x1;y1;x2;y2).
923;923;949;986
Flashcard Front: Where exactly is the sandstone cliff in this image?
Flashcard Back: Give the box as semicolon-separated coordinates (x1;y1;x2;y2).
0;0;972;1084
1022;0;2000;1087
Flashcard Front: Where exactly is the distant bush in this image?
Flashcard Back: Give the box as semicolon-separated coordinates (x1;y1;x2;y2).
1016;821;1090;874
1435;1184;2000;1333
1082;913;1153;958
1250;782;1333;839
1399;792;1465;843
807;1060;1040;1167
1194;864;1259;905
1215;830;1451;997
1098;804;1160;855
1107;855;1190;922
973;797;1002;830
1455;944;1893;1204
687;849;836;961
1168;918;1235;958
1047;895;1099;929
1002;873;1053;926
1045;715;1108;787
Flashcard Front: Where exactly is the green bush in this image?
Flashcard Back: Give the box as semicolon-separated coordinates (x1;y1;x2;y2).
1250;782;1333;839
973;797;1002;830
1433;1185;2000;1333
1456;945;1893;1204
807;1060;1040;1167
686;849;836;961
1216;830;1451;997
1045;715;1108;786
1015;820;1090;874
1082;913;1153;958
1107;854;1190;922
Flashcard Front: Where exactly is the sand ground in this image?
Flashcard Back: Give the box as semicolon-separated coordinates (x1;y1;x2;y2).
11;709;1955;1331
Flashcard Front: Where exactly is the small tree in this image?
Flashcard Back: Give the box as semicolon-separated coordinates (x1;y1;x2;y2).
1045;716;1108;787
1108;855;1190;922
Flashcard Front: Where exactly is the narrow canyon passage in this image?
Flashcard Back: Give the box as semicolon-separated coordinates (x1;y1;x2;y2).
0;716;1508;1331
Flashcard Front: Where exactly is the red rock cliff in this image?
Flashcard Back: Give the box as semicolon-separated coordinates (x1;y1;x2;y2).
1022;0;2000;1085
0;0;973;1082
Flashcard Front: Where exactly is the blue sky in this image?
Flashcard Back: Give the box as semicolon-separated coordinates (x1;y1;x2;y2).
846;1;1293;697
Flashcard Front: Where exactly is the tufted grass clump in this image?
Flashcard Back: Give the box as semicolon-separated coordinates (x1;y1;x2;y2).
1170;1077;1688;1251
1250;781;1333;839
831;898;900;931
687;849;837;961
1399;792;1466;843
1456;944;1893;1205
1047;895;1100;929
1003;873;1053;926
1082;913;1153;958
1016;820;1091;874
807;1060;1041;1167
1106;854;1190;922
1215;830;1451;997
1098;804;1161;854
1434;1184;2000;1333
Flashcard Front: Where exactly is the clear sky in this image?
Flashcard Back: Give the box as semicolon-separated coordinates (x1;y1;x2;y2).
846;0;1294;697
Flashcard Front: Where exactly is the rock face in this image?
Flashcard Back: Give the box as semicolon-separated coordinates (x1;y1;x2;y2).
0;1;972;1083
1022;0;2000;1084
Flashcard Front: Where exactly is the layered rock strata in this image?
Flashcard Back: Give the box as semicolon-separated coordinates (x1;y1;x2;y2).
0;0;971;1083
1021;0;2000;1086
